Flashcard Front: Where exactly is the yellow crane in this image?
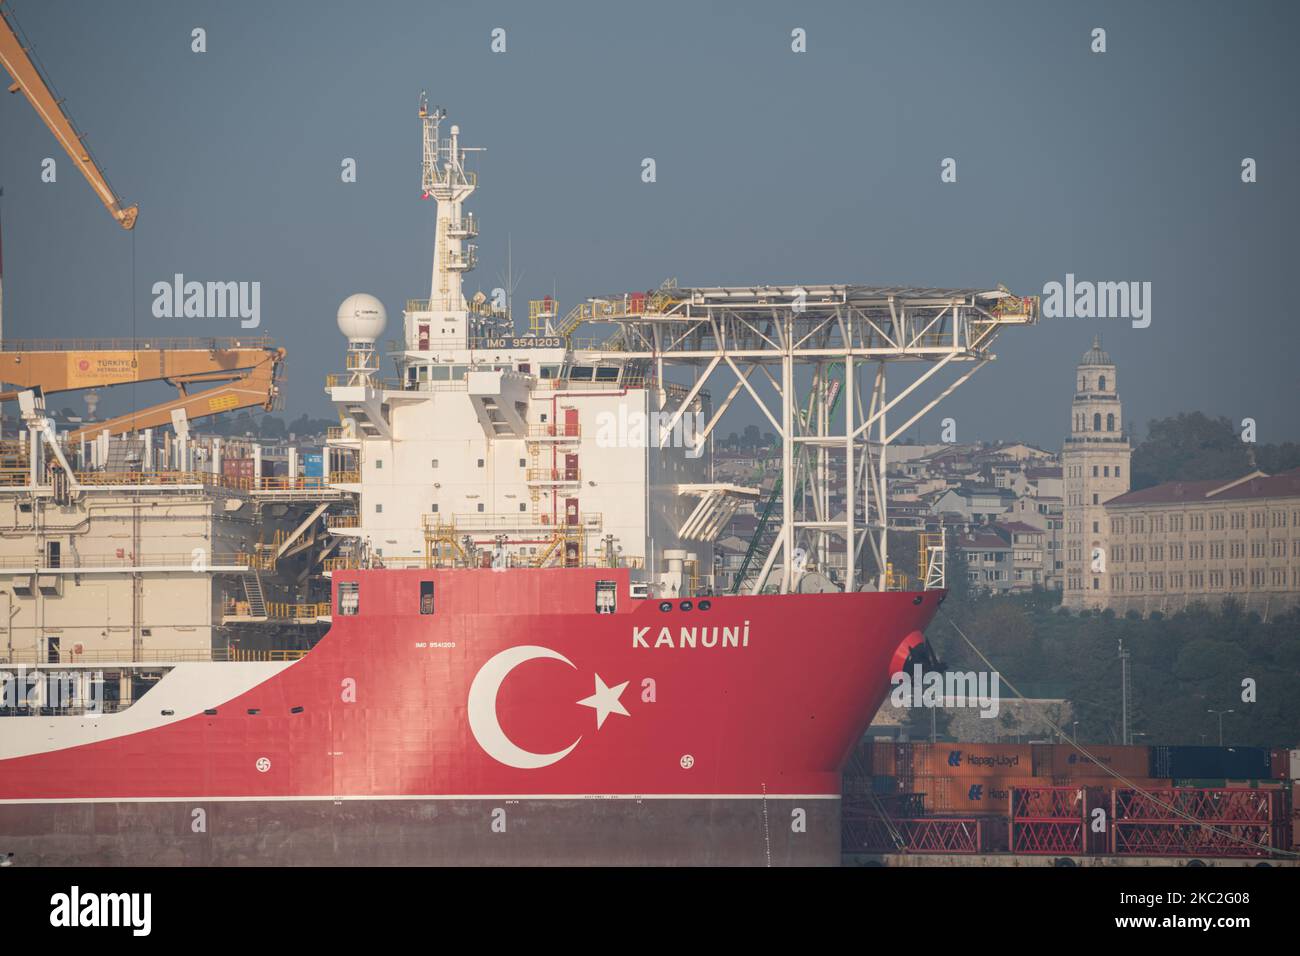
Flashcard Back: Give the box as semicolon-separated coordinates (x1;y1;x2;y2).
0;338;284;441
0;8;288;440
0;2;137;229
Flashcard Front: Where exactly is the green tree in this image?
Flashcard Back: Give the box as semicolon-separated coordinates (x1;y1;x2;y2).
1256;441;1300;474
1131;412;1250;490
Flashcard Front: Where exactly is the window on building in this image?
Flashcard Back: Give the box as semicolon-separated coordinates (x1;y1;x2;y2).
1093;413;1101;431
375;503;383;513
477;459;485;468
1099;375;1107;390
1106;413;1115;431
477;503;485;513
375;459;383;469
431;503;439;512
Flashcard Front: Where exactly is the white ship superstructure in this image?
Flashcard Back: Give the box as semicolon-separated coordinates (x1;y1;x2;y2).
326;102;729;594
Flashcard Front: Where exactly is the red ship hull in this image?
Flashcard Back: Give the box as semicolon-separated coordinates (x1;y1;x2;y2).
0;568;942;865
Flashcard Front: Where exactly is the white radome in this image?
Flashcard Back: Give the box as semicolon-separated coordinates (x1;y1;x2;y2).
336;293;388;341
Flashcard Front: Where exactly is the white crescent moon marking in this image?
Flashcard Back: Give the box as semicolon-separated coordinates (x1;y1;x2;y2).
468;645;582;769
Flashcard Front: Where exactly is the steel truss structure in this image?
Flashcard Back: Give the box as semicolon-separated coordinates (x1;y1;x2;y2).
842;811;1006;855
1111;787;1287;858
1011;786;1092;855
577;284;1038;593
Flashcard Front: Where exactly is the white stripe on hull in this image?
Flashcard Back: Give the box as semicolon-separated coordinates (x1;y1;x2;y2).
0;661;295;760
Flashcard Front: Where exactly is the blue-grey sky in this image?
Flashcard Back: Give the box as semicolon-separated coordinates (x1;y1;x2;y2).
1;0;1296;447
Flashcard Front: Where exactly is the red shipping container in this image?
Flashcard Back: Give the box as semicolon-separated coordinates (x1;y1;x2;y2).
1270;748;1289;780
222;457;254;477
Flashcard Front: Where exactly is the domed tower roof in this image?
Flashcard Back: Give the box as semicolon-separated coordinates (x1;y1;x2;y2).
1080;334;1111;366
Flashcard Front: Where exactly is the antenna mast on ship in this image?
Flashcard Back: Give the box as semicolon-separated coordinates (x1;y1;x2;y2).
418;93;482;341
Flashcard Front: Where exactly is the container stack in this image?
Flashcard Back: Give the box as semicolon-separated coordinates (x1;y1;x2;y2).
843;739;1296;859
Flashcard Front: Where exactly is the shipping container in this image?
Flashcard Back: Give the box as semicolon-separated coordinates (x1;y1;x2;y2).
1169;779;1286;789
843;739;890;778
916;774;1175;816
222;458;255;479
1149;745;1271;780
303;453;324;478
1293;781;1300;851
1290;749;1300;781
1035;744;1150;781
1270;748;1289;780
914;775;1028;814
911;743;1030;777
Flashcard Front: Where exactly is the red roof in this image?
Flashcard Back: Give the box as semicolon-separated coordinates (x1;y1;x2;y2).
1107;468;1300;507
958;531;1010;549
996;520;1044;535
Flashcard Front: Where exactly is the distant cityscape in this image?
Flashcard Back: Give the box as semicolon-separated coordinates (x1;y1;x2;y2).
714;336;1300;617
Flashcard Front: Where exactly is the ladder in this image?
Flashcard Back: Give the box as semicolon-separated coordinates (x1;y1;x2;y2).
241;572;267;618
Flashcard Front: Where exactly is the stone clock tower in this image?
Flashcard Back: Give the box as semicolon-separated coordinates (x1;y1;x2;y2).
1062;336;1131;610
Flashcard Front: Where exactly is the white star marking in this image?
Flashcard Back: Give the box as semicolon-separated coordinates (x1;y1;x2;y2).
576;674;630;730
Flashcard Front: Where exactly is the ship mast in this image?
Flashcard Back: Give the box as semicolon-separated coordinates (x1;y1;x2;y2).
419;94;480;334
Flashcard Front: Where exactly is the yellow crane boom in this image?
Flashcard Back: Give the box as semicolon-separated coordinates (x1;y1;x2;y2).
0;337;284;440
0;3;137;229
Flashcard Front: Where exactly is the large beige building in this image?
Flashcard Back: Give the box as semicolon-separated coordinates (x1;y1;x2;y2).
1058;337;1300;616
1102;469;1300;617
1061;337;1131;609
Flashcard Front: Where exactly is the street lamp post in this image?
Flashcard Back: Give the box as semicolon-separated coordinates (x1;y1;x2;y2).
1118;640;1131;746
1207;709;1234;746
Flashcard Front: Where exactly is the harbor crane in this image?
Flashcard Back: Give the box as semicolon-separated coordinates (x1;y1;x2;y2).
0;2;138;230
